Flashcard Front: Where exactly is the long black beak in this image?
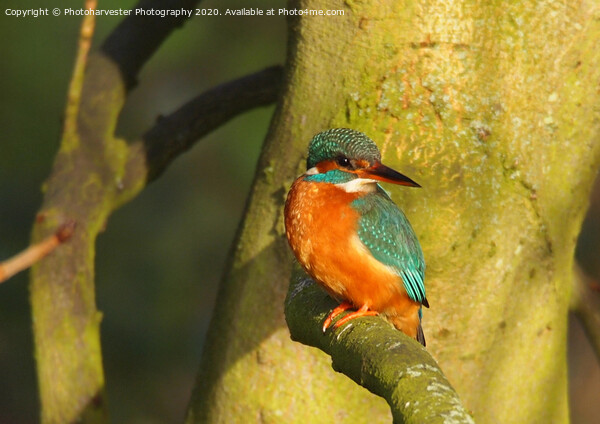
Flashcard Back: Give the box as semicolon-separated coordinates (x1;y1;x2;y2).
358;161;421;187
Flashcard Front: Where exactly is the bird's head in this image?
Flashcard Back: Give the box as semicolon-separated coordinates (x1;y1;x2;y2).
305;128;420;190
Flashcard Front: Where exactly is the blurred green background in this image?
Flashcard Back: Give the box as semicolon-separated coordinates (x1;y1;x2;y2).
0;1;598;423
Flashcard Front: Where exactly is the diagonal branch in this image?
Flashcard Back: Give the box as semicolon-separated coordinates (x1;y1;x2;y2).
141;65;283;182
284;273;474;424
101;0;202;88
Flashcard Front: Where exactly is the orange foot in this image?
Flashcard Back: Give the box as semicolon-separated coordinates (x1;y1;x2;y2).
322;303;378;333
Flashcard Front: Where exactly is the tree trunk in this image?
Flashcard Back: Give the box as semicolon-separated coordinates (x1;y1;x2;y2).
27;2;278;422
187;0;600;423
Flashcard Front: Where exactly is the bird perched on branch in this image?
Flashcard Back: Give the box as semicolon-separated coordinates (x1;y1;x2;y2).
284;128;428;345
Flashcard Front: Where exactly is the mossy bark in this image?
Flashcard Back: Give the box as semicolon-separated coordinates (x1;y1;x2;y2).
188;1;600;423
29;53;145;424
29;47;281;422
285;274;475;424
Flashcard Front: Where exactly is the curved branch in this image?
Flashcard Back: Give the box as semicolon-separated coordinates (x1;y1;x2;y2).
572;265;600;364
141;65;283;182
101;0;202;88
284;273;474;424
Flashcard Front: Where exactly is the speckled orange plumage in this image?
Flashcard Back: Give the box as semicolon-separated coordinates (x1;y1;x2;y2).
284;177;422;339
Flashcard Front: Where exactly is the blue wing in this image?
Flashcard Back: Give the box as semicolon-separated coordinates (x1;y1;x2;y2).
351;186;427;305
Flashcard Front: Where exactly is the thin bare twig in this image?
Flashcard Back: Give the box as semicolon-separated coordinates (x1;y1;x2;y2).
64;0;97;137
0;221;75;284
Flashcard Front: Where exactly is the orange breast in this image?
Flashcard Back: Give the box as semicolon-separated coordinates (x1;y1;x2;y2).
284;177;420;336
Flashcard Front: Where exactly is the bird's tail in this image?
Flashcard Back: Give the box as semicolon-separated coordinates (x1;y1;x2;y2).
386;306;426;346
416;323;426;346
416;306;426;346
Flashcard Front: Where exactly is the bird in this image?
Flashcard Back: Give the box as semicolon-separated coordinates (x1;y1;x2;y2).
284;128;428;346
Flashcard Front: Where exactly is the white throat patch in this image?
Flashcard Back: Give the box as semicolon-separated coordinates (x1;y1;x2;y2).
336;178;378;193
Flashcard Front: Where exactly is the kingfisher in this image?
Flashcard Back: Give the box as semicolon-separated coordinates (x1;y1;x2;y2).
284;128;428;345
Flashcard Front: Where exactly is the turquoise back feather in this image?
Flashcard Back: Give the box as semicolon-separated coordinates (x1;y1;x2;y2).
351;186;427;305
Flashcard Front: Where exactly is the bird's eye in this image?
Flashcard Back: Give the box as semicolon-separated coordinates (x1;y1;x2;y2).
336;156;351;168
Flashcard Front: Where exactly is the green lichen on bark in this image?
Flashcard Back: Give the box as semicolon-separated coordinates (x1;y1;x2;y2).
188;1;600;423
28;1;286;422
30;53;132;424
285;274;474;424
30;0;600;422
30;56;283;424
